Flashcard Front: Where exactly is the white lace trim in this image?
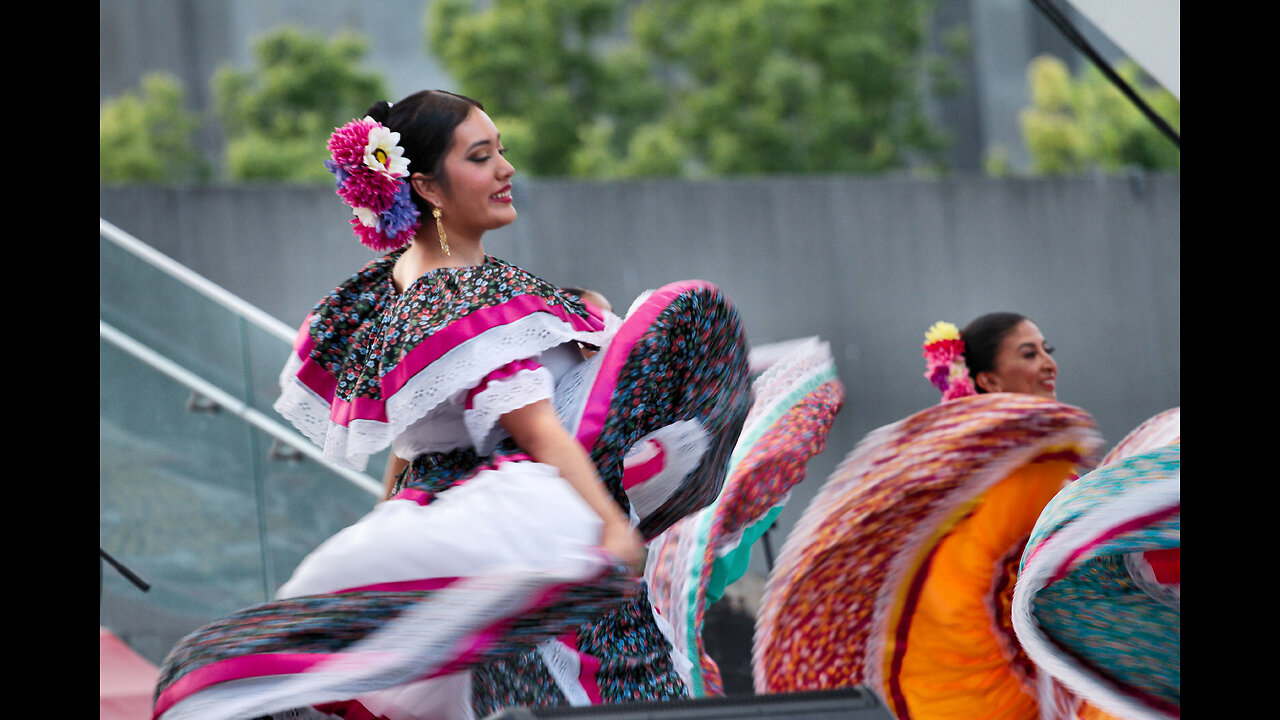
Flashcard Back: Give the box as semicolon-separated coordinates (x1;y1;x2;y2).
275;351;331;450
642;522;703;685
740;337;835;441
274;312;613;470
649;595;695;693
464;365;555;456
537;639;591;706
550;348;605;436
623;420;711;521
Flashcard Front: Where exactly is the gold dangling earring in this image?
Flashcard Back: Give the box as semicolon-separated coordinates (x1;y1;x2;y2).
432;207;450;256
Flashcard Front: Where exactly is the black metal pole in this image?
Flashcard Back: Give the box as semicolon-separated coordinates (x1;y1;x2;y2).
100;547;151;593
1030;0;1180;149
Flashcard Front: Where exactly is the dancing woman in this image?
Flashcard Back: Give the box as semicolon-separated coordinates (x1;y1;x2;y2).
152;90;752;720
755;314;1100;720
924;312;1059;401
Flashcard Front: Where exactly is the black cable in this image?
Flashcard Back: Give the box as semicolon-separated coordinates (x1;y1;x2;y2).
1030;0;1180;148
100;547;151;592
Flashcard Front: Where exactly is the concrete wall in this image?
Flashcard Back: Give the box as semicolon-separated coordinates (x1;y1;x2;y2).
101;172;1180;573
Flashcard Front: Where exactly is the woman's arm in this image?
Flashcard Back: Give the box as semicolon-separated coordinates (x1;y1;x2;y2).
381;454;410;502
500;399;643;572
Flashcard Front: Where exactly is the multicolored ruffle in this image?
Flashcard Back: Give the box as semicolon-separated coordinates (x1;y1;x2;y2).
154;279;753;720
274;252;610;470
1014;443;1180;720
753;393;1101;720
645;337;844;697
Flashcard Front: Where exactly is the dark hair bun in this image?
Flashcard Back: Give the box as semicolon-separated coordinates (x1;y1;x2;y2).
365;100;393;123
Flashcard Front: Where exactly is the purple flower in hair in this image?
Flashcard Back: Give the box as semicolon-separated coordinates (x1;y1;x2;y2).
379;183;421;241
325;116;420;251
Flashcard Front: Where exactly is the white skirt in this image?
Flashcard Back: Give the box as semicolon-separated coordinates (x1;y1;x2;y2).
278;461;604;599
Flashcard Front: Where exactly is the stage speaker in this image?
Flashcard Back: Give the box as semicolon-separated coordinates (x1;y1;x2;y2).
484;686;896;719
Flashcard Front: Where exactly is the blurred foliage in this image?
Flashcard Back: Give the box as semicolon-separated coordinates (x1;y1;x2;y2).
429;0;953;178
212;27;390;182
1018;54;1179;175
100;73;209;184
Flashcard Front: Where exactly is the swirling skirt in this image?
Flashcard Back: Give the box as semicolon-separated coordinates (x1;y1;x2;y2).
644;337;844;697
151;281;752;720
753;393;1102;720
1013;443;1180;720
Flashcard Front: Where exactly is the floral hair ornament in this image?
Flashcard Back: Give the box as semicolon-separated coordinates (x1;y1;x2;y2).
923;321;977;401
325;116;420;251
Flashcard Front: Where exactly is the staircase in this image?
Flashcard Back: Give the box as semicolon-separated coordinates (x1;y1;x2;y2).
100;218;386;665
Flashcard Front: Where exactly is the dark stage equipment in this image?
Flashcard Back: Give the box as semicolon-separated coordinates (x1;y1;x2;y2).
484;686;897;720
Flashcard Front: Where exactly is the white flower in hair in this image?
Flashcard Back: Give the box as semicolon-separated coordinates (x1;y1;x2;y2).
362;122;410;179
352;206;379;228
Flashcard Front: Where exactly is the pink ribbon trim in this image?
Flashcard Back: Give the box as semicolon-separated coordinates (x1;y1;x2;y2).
465;358;544;409
621;441;666;491
573;281;713;451
1047;503;1180;585
290;296;604;427
154;558;618;718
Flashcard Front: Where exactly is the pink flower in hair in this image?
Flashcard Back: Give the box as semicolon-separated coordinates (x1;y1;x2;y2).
325;116;420;251
336;169;399;214
923;321;977;402
328;117;381;167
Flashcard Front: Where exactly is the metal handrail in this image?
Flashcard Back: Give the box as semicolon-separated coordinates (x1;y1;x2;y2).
100;218;295;344
101;320;381;496
100;218;380;497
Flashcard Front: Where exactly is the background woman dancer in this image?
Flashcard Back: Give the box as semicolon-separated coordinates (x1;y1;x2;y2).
755;312;1099;720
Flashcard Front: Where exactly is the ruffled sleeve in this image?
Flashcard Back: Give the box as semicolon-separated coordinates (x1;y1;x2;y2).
464;358;556;455
273;253;611;470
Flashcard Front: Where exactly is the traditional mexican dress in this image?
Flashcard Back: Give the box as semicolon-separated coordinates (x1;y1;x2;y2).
644;337;844;698
151;252;753;720
753;393;1102;720
1014;410;1180;720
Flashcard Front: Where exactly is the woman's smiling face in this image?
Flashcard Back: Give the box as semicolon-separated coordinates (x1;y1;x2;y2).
977;320;1059;399
422;107;516;239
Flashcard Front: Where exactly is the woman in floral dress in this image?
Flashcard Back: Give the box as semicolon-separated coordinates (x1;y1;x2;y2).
754;317;1102;720
151;90;752;720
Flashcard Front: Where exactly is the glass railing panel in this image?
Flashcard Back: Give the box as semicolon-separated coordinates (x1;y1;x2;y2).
100;232;252;403
257;435;384;595
100;336;267;664
101;222;388;664
244;314;295;416
101;326;390;665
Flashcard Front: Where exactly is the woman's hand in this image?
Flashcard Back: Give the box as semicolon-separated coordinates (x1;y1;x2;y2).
381;454;410;502
600;517;645;575
501;399;644;573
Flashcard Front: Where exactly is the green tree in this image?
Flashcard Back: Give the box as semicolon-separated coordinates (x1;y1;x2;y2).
630;0;950;176
428;0;659;177
213;27;390;182
429;0;950;178
100;73;207;183
1019;54;1179;175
